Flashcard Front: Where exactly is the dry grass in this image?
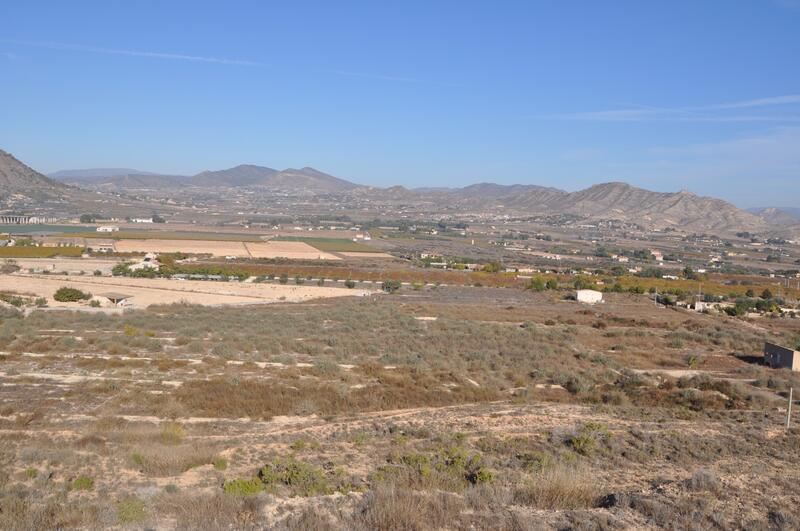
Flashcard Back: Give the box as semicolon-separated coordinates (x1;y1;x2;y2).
131;443;219;476
154;492;265;531
352;484;465;531
513;464;600;510
173;370;499;419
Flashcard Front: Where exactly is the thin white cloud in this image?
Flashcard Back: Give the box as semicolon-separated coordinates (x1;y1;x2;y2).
1;51;16;60
7;40;259;66
553;94;800;122
701;94;800;110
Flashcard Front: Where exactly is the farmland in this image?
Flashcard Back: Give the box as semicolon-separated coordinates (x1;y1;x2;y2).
0;273;374;308
273;236;376;253
61;230;264;242
0;246;84;258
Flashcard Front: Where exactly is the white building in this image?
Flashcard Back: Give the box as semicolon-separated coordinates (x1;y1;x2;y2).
129;253;160;271
96;226;120;233
576;289;604;304
131;218;154;224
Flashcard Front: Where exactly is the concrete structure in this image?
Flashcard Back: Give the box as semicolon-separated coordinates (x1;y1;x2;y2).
96;226;120;232
694;301;734;313
98;292;133;307
0;215;58;224
129;253;159;272
130;218;154;223
94;243;116;252
763;343;800;371
576;289;603;304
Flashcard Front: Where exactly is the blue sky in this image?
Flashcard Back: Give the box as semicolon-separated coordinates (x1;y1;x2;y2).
1;1;799;207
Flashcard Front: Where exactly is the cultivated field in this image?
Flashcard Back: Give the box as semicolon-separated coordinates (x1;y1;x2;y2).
111;239;340;260
0;287;798;529
0;247;83;258
273;237;376;253
0;273;373;308
6;257;122;275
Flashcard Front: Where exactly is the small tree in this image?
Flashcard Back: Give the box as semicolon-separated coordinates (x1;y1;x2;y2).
53;287;91;302
761;289;773;300
382;280;402;293
483;261;503;273
279;273;289;285
344;279;356;289
527;277;546;292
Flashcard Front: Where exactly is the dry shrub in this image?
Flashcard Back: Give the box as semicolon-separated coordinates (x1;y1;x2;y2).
173;369;499;419
131;443;218;476
352;484;464;531
155;492;265;531
686;468;720;493
513;464;599;510
0;495;110;530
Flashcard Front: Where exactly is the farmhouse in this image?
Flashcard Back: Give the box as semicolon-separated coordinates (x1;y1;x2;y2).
576;289;603;304
763;343;800;371
129;253;159;271
94;243;116;253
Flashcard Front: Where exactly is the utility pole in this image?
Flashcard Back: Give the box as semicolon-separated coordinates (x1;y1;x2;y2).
788;387;794;430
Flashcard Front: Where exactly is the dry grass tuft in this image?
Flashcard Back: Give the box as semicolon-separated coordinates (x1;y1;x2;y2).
131;443;218;476
513;464;600;510
155;492;265;531
352;484;465;531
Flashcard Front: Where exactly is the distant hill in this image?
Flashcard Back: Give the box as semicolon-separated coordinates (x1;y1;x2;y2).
54;163;362;193
748;207;800;226
553;183;765;231
192;164;278;187
0;149;67;200
50;168;157;180
259;167;360;193
449;181;764;231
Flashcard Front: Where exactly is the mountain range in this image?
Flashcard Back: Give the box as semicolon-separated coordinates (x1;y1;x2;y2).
51;165;358;193
0;148;793;234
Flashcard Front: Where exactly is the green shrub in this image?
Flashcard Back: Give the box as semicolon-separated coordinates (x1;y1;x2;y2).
53;287;91;302
24;468;38;479
70;475;94;490
259;457;332;496
117;497;147;524
160;422;185;445
344;279;356;289
213;458;228;471
568;422;611;456
223;478;263;496
382;280;402;293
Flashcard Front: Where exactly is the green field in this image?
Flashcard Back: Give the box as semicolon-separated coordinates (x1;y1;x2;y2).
0;246;84;258
59;231;263;242
273;236;376;252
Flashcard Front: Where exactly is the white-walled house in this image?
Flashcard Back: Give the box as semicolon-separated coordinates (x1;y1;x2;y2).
576;289;603;304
